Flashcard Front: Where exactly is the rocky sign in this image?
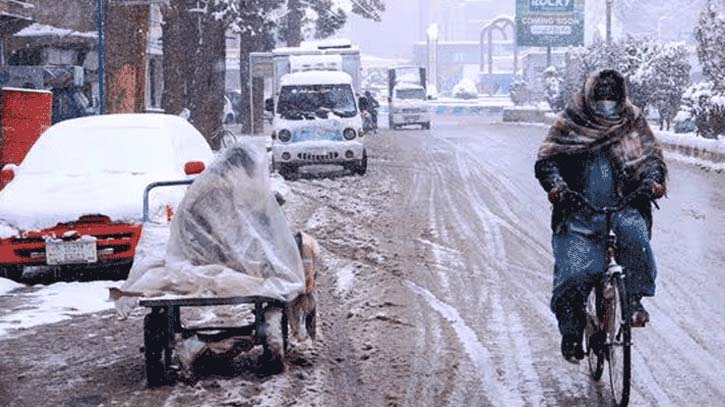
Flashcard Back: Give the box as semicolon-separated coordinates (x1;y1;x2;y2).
516;0;585;47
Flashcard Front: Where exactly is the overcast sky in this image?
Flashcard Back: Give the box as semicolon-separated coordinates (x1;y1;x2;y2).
340;0;706;60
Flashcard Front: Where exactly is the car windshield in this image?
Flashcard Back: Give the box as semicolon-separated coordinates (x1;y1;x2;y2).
277;84;357;119
395;88;426;100
21;126;175;175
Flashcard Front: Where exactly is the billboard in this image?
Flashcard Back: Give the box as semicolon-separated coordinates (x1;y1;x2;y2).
516;0;585;47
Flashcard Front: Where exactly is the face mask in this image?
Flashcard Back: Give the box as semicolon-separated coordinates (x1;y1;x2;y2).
596;100;619;117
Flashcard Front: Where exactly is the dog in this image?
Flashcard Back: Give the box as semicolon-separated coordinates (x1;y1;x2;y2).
286;231;320;342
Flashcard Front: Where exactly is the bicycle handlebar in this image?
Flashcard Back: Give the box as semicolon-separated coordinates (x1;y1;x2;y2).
566;186;654;215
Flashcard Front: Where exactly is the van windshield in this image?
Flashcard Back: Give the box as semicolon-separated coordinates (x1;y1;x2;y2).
277;84;357;120
395;88;426;100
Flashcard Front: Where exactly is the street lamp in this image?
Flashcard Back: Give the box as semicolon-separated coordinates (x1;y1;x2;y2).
606;0;613;45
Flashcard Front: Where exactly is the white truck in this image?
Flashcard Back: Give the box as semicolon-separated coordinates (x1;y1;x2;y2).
267;41;367;179
388;66;432;130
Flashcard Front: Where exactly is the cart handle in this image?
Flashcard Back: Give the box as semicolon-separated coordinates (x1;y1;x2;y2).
142;179;195;223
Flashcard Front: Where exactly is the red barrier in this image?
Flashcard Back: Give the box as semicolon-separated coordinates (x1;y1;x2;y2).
0;87;53;167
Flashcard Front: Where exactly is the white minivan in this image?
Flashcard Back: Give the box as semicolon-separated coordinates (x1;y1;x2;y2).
271;71;367;179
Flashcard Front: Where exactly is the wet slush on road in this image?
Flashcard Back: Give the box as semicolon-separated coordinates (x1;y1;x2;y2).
1;115;723;406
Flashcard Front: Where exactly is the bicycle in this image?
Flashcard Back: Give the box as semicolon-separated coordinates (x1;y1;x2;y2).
566;186;655;407
211;126;238;150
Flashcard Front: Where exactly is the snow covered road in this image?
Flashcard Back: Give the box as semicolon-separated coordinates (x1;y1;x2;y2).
0;115;723;406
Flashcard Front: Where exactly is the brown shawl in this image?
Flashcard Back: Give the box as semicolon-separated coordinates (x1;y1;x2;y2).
538;70;665;189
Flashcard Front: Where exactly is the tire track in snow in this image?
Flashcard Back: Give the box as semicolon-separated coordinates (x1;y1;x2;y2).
406;281;526;407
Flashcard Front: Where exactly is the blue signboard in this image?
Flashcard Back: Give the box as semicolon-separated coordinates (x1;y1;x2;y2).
516;0;585;47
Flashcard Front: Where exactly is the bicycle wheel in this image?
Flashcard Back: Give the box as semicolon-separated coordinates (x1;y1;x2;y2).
585;289;604;381
606;276;631;407
220;129;236;149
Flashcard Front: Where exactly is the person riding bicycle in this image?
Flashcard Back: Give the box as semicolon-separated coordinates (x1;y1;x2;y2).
363;90;379;130
534;69;667;363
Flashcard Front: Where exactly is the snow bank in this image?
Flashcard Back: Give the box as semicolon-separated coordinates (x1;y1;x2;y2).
656;131;725;171
452;78;479;100
0;278;23;295
0;281;116;338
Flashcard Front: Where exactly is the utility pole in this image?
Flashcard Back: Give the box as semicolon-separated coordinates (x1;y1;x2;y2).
96;0;105;114
606;0;613;45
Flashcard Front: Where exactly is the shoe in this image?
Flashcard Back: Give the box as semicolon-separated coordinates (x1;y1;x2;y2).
630;297;650;328
561;334;585;363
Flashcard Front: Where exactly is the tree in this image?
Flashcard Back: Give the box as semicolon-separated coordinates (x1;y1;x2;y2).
104;2;150;113
689;0;725;138
695;0;725;91
543;66;565;112
283;0;385;46
561;37;665;113
161;0;231;150
648;43;691;130
237;0;283;134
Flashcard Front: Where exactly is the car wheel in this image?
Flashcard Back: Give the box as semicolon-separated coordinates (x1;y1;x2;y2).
0;265;22;282
423;122;431;130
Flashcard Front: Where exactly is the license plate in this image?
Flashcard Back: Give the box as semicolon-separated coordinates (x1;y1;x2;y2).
46;240;98;265
405;115;420;122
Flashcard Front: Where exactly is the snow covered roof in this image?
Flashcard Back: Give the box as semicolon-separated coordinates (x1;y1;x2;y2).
273;38;359;55
14;23;96;39
280;71;353;87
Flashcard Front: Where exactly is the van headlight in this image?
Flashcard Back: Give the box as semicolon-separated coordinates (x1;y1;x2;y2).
343;128;357;140
278;129;292;143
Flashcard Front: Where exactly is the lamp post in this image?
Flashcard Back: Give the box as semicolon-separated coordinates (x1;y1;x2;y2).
97;0;105;114
426;23;439;96
606;0;613;45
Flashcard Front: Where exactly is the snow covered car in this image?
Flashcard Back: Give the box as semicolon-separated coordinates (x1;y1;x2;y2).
270;71;367;178
0;114;214;281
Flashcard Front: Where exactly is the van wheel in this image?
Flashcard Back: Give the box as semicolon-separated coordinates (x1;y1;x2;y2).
354;151;368;176
422;122;431;130
279;164;297;180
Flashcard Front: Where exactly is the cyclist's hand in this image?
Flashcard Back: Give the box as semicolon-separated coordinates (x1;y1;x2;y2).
643;179;666;199
548;184;571;204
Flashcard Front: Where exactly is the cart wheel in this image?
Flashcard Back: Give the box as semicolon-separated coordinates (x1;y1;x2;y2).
282;308;289;353
261;307;285;373
144;310;167;387
305;306;317;341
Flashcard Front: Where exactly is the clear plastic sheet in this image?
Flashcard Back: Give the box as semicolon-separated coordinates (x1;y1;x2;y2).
117;143;305;309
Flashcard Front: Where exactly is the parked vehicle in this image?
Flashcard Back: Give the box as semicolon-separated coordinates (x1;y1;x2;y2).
0;114;214;282
267;40;366;179
270;71;366;179
388;66;431;130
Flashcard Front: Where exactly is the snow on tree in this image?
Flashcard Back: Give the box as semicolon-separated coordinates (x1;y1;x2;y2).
509;80;530;106
647;43;691;130
560;37;689;118
452;78;478;100
543;66;565;112
696;0;725;91
283;0;385;46
689;0;725;138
